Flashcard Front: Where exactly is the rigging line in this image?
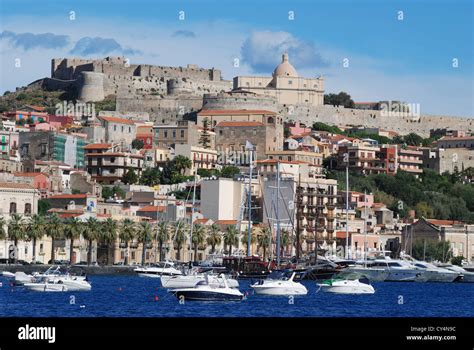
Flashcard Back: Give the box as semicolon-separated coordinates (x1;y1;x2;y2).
172;181;194;243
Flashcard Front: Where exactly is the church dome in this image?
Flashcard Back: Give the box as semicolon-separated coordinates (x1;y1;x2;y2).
273;53;298;77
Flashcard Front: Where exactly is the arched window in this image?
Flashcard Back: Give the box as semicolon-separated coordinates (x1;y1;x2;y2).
24;203;32;216
267;117;274;124
9;202;17;214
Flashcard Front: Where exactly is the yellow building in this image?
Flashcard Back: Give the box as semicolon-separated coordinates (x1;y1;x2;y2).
233;53;324;106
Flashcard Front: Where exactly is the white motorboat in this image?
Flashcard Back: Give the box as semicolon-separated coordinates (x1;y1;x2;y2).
318;272;375;294
250;270;308;296
24;266;92;292
369;259;423;282
410;261;461;282
24;278;69;292
344;262;390;282
438;264;474;283
161;267;239;289
169;274;244;301
134;261;183;278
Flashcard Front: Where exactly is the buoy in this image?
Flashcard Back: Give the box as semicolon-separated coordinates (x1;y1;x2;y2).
154;296;159;301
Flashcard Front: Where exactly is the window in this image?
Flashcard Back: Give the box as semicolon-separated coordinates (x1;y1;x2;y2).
114;125;117;131
180;130;185;138
40;243;44;253
164;131;168;138
129;127;131;133
288;80;293;85
24;203;32;216
172;131;176;138
9;202;17;214
110;157;115;163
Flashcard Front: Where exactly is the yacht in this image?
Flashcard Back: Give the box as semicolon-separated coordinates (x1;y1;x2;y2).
250;270;308;296
344;261;390;282
24;270;92;292
369;259;423;282
134;261;183;278
24;277;70;292
410;261;461;282
161;267;239;289
318;272;375;294
437;264;474;283
169;274;244;301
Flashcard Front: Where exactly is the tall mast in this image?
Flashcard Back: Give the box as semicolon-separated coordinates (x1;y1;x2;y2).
247;143;253;257
345;162;349;259
189;166;198;262
295;174;301;260
364;191;368;265
276;161;281;267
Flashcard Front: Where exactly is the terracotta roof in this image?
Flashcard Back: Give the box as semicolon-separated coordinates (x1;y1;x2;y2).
0;182;34;189
198;109;277;116
426;219;463;226
48;194;88;199
13;172;49;178
98;116;135;125
25;105;46;112
216;121;264;127
137;205;166;212
215;220;238;225
84;143;112;150
85;152;144;158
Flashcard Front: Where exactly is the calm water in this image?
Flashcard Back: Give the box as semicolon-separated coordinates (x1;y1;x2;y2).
1;275;473;317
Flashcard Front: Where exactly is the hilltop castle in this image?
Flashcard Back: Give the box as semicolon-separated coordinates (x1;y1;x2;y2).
29;55;472;136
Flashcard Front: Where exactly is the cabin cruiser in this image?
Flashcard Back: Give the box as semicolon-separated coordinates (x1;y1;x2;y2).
344;262;390;282
134;261;183;278
161;267;239;289
409;261;461;282
251;270;308;296
436;264;474;283
169;274;244;301
23;267;91;292
318;275;375;294
368;259;424;282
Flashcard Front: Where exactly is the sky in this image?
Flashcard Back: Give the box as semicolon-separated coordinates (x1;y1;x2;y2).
0;0;473;117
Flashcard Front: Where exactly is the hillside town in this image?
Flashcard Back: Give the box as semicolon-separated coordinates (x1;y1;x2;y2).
0;54;473;268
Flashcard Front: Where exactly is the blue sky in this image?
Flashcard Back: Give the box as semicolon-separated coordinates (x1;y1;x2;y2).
1;0;472;116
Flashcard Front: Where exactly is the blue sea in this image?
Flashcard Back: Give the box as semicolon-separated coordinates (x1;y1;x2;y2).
1;276;473;317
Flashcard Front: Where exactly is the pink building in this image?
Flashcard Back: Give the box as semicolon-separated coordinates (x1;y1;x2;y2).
13;172;51;195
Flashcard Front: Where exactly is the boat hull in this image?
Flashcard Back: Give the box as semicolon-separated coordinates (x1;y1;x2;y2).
162;275;239;289
24;283;69;292
172;290;243;301
252;284;307;296
319;280;375;294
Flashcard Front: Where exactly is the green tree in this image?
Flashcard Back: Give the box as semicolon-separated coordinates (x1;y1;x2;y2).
8;214;25;263
122;168;139;185
137;221;153;265
451;256;464;266
257;226;272;261
119;219;136;265
415;202;434;219
63;217;83;265
324;91;355;108
280;229;292;256
46;214;63;263
131;139;145;150
173;155;192;175
140;167;161;186
172;221;187;260
220;166;240;178
26;214;45;263
38;199;51;216
223;225;239;255
199;117;212;149
102;218;118;265
156;222;170;262
83;217;100;265
0;217;6;241
192;224;207;261
206;224;222;254
312;122;344;134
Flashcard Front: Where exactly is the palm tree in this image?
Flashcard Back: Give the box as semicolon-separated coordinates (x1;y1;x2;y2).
119;219;136;265
257;226;271;261
8;214;25;263
102;218;118;265
63;217;82;265
280;229;292;257
206;224;222;254
156;222;169;262
83;217;100;265
137;221;153;266
223;225;239;256
25;214;45;263
240;227;257;255
46;214;63;263
192;224;207;261
173;155;192;175
172;221;187;260
0;217;6;241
